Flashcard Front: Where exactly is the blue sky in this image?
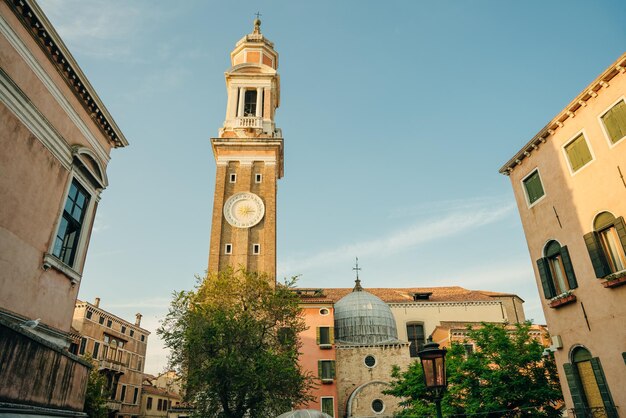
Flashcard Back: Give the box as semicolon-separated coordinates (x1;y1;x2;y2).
38;0;626;374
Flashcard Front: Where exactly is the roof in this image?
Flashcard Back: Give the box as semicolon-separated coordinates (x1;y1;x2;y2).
499;52;626;175
5;0;128;147
141;385;181;399
295;286;520;304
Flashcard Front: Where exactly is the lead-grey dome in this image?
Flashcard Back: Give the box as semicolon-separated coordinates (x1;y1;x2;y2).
334;280;399;345
276;410;333;418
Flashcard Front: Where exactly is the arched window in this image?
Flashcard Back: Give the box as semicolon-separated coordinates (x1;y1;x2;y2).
584;212;626;277
536;240;577;299
564;347;617;417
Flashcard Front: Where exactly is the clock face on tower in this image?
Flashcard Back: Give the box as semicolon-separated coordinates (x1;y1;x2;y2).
223;192;265;228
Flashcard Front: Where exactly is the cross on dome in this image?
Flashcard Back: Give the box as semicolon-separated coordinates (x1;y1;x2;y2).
352;257;363;291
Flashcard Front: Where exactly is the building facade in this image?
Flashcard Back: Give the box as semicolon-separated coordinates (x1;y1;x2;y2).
0;0;127;416
208;18;283;279
73;299;149;418
500;52;626;417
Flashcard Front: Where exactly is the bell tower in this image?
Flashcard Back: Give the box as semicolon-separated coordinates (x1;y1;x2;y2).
208;18;284;280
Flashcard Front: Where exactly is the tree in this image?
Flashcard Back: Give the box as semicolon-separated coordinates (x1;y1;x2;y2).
158;268;313;418
386;322;563;417
82;356;109;418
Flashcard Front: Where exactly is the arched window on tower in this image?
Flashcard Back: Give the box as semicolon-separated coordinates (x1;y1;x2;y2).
244;89;257;116
563;346;617;417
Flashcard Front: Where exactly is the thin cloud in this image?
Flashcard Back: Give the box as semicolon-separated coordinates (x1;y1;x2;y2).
106;297;172;309
279;198;515;277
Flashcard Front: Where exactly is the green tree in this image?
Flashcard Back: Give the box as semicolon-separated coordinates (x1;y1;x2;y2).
82;356;109;418
158;268;313;418
387;322;563;417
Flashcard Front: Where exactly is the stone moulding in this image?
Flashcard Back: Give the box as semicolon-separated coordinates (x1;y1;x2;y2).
548;293;577;309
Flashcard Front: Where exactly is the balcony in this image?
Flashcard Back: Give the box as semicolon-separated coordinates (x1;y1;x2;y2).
100;358;128;373
235;117;262;129
105;400;122;412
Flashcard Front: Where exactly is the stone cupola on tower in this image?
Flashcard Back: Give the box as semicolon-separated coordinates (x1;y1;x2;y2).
208;18;284;280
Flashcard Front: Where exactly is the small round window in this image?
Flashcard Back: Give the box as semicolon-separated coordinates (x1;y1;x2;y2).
319;308;329;316
364;355;376;368
372;399;384;414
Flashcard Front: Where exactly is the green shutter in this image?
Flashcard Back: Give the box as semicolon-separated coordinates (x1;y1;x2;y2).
602;100;626;144
316;327;320;345
590;358;618;418
563;363;586;412
523;171;545;204
565;134;592;171
560;246;578;290
331;360;336;379
614;217;626;254
583;232;610;278
318;360;322;378
329;327;335;344
537;257;556;299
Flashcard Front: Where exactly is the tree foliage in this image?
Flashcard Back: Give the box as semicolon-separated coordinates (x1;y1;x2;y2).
158;268;313;418
82;356;109;418
386;322;563;417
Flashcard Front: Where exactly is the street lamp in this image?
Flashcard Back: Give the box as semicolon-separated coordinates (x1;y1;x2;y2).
418;337;448;418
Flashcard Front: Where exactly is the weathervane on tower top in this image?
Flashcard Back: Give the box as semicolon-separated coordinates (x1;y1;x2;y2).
353;257;363;291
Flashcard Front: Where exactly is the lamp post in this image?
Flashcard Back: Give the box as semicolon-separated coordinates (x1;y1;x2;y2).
418;337;448;418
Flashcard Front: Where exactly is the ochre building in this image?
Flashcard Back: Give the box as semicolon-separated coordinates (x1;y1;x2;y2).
500;52;626;417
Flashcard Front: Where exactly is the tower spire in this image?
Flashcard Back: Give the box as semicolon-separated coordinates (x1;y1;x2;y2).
352;257;363;291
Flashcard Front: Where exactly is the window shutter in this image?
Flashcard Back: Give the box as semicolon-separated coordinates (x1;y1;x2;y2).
614;217;626;254
329;327;335;344
590;358;618;418
331;360;336;379
316;327;320;345
603;100;626;143
318;360;322;378
536;257;556;299
560;246;578;290
563;363;586;412
584;232;610;278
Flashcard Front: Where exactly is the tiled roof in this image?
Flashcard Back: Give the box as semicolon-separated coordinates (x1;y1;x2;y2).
142;385;181;399
295;286;517;303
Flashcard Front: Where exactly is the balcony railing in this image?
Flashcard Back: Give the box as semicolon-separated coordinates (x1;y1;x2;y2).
569;407;617;418
100;359;128;372
235;117;262;129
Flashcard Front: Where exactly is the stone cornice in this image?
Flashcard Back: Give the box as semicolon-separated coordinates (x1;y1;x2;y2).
499;52;626;176
5;0;128;148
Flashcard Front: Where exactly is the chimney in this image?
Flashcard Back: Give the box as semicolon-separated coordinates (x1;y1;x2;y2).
135;313;142;327
94;297;100;308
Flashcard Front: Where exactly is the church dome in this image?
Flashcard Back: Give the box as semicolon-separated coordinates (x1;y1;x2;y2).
276;410;333;418
334;279;399;345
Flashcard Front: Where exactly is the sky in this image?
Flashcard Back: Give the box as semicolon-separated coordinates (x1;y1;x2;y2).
38;0;626;374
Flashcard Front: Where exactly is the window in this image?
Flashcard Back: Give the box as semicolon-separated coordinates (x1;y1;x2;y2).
406;323;425;357
319;308;329;316
86;310;92;319
244;89;257;116
371;399;385;414
103;334;110;344
255;173;262;183
564;133;593;172
133;387;139;405
99;316;104;325
601;99;626;145
317;326;333;347
93;342;100;359
252;243;260;255
79;337;87;355
364;355;376;368
463;344;474;357
147;397;153;410
584;212;626;277
536;241;578;299
225;243;232;255
522;169;545;206
229;173;237;183
141;334;145;342
120;385;126;402
121;326;126;334
564;347;617;416
138;359;142;371
130;329;134;337
321;397;334;417
157;399;163;411
318;360;335;382
107;319;112;327
52;179;90;267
